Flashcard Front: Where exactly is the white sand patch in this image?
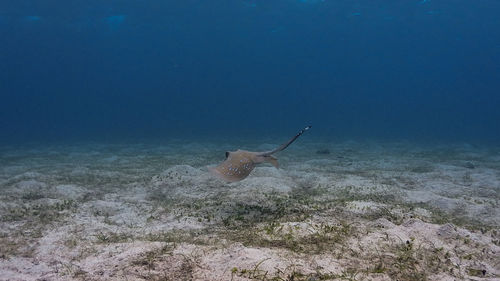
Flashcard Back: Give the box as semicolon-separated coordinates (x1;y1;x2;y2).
188;243;290;280
15;180;47;192
53;185;88;200
0;257;52;281
235;169;294;193
84;200;125;217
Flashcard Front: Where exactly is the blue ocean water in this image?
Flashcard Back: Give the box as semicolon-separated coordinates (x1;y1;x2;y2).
1;0;499;144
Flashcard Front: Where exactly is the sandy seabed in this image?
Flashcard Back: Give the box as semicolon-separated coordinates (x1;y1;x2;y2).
0;140;499;281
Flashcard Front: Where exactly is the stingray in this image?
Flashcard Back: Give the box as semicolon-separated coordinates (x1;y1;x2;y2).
210;126;311;182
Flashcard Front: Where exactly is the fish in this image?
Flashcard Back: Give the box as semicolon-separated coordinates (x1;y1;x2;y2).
210;126;311;182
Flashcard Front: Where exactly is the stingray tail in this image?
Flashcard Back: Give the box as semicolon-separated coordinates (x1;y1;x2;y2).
265;155;279;168
260;125;311;156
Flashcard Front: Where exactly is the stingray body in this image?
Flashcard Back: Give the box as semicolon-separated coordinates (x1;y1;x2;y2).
210;126;311;182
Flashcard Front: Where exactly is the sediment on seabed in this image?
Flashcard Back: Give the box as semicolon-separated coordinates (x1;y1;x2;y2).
0;141;499;280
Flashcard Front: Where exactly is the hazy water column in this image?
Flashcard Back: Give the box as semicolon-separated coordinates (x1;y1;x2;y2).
0;0;499;143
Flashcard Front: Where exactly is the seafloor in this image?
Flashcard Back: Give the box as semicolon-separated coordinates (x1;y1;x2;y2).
0;140;499;281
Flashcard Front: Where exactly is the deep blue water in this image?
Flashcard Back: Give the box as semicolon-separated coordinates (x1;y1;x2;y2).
1;0;499;144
